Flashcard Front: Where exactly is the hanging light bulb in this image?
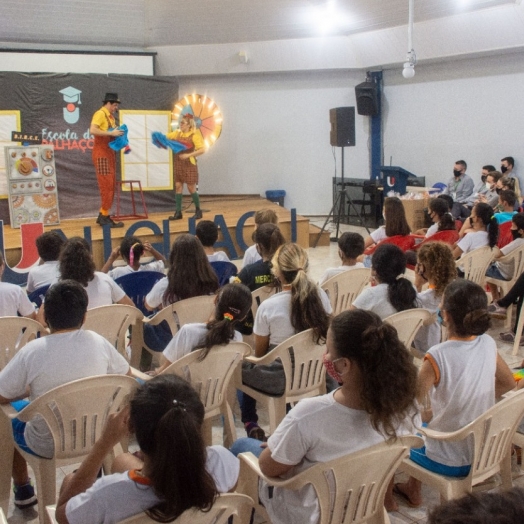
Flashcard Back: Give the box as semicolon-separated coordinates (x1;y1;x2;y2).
402;0;416;79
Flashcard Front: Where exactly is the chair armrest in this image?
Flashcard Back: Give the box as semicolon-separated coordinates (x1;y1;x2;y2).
0;403;19;419
129;367;152;382
416;425;472;442
244;347;281;366
422;312;437;326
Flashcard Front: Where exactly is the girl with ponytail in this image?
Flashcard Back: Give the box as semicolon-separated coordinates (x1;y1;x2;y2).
240;243;332;440
230;309;418;521
101;235;166;279
352;243;417;319
56;374;239;524
394;279;514;508
152;283;253;374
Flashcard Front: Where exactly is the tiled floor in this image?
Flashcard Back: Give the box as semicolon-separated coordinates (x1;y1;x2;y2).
6;218;524;523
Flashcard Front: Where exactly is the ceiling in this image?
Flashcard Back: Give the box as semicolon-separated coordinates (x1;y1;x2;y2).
0;0;516;49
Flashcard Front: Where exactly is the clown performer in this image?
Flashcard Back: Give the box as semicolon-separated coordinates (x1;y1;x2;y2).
166;113;205;220
90;93;125;228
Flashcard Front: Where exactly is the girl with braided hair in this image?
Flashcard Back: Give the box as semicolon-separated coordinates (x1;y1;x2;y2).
394;279;514;508
56;374;239;523
151;283;253;375
231;309;419;522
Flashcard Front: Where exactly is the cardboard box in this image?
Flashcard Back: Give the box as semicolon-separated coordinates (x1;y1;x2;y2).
401;198;428;232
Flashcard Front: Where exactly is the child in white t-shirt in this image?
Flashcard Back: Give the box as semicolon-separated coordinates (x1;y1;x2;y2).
318;231;365;285
0;251;35;319
195;220;231;262
242;208;279;268
56;374;239;524
394;279;514;508
26;231;65;293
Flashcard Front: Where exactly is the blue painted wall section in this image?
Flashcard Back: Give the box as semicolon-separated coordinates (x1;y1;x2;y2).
369;71;383;182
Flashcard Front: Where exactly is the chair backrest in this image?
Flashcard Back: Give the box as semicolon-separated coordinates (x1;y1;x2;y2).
458;245;494;286
16;375;137;460
27;284;50;309
414;229;459;251
161;342;250;416
0;317;45;370
269;329;326;401
499;244;524;282
251;285;277;318
83;304;143;357
497;220;513;249
114;271;165;315
384;308;432;349
321;268;371;315
210;261;238;287
262;436;422;524
364;235;417;256
432;182;447;192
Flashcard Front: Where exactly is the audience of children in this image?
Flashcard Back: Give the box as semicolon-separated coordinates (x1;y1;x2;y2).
240;243;331;440
352;243;417;319
0;280;131;509
0;251;36;319
231;308;419;522
101;236;166;279
394;279;515;507
318;232;365;286
242;208;278;268
55;374;239;524
143;234;219;352
413;242;457;353
195;220;231;262
26;231;64;293
152;283;252;374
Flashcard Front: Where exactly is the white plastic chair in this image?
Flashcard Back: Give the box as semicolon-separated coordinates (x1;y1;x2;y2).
457;245;494;287
83;304;143;366
0;406;15;515
0;507;6;524
159;342;251;447
235;329;326;434
46;493;254;524
0;316;46;370
237;436;422;524
399;388;524;501
321;268;371;315
251;285;277;318
485;244;524;330
384;308;433;350
7;375;137;524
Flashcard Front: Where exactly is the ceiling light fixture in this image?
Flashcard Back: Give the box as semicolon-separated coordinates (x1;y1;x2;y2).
402;0;416;79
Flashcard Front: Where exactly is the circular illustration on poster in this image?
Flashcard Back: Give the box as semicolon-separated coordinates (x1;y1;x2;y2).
172;94;223;148
16;157;38;176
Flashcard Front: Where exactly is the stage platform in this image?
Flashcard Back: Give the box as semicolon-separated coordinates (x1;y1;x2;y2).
2;195;310;269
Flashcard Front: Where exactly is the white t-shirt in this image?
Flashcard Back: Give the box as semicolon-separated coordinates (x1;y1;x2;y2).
163;322;242;364
242;244;261;268
370;226;388;244
425;224;439;238
318;263;365;286
495;237;524;279
85;272;127;309
0;282;35;317
66;445;239;524
207;251;231;263
145;277;169;309
259;392;416;524
457;230;489;255
254;289;332;346
425;334;497;467
26;261;60;292
413;289;441;352
0;330;129;457
108;260;164;280
352;283;399;320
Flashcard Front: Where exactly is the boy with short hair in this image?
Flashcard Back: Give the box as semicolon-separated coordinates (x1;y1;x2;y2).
26;231;65;292
195;220;231;262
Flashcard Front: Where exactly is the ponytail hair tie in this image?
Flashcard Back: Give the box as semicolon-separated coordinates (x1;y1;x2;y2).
491;215;495;220
172;399;186;412
129;242;140;266
223;312;234;321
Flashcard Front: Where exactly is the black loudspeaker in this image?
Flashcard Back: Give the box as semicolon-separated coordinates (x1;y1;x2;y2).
355;81;379;116
329;107;355;147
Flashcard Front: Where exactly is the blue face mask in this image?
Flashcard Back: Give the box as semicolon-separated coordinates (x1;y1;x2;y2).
436;308;444;325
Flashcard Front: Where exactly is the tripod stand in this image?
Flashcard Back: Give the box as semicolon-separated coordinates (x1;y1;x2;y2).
313;147;371;248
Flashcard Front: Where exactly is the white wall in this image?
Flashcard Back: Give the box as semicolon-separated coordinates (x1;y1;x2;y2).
383;52;524;187
180;71;372;215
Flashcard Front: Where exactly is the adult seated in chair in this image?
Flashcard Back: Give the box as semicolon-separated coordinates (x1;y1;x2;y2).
477;170;503;209
0;280;131;509
230;309;419;519
0;252;35;319
441;160;475;220
26;231;64;293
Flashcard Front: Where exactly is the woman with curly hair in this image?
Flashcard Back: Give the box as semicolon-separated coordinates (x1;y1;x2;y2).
58;237;134;309
413;242;457;352
394;280;514;508
143;234;219;352
231;309;419;521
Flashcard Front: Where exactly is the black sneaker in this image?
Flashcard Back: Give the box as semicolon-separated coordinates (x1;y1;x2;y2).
109;217;124;228
98;214;124;228
13;481;37;509
168;211;183;221
96;212;103;224
193;208;203;219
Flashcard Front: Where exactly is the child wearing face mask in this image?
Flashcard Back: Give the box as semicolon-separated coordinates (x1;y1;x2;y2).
230;309;419;520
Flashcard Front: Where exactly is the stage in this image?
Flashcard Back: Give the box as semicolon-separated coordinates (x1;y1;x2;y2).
1;195;310;271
